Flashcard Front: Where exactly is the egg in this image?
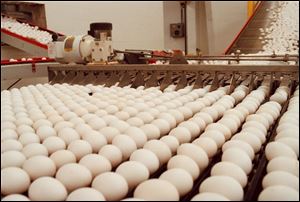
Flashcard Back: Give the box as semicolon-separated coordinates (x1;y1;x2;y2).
136;112;154;124
56;163;92;192
199;176;244;201
101;114;119;125
33;119;52;130
193;112;213;125
124;127;147;148
66;188;106;201
222;140;255;160
276;138;299;157
265;142;297;161
21;143;48;158
82;132;107;153
98;145;123;168
218;118;239;134
58;127;80;145
178;121;201;139
169;127;192;144
167;109;185;124
54;121;74;132
242;127;266;144
192;137;218;158
92;172;128;201
50;150;77;169
1;167;31;195
127;117;144;127
79;154;111;177
1;151;26;169
134;179;179;201
275;129;299;140
160;135;180;155
143;140;172;165
222;147;252;175
177;106;193;120
258;185;299;201
110;120;130;133
28;177;67;201
159;168;193;196
17;134;39;147
193;192;231;201
116;161;150;191
99;126;120;143
140;124;160;140
129;149;160;174
42;136;66;154
151;119;171;136
177;143;209;170
112;135;137;161
201;130;225;148
211;161;248;188
232;132;262;153
267;156;299;177
1;194;30;201
167;155;200;180
205;123;232;140
72;123;93;137
1;139;23;153
246;114;269;129
262;171;299;191
1;129;18;141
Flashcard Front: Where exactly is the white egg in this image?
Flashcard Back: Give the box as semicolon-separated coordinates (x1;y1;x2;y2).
22;155;56;180
160;135;180;155
50;150;77;169
267;156;299;177
28;177;67;201
92;172;128;201
82;131;107;153
211;161;248;188
167;155;200;180
177;143;209;170
1;139;23;153
1;151;26;169
66;188;105;201
129;149;160;174
199;176;244;201
143;140;172;165
258;185;299;201
124;127;147;148
112;135;137;161
201;130;225;148
192;137;218;158
98;145;123;168
1;167;31;195
262;171;299;191
58;127;80;145
191;192;229;201
67;140;92;161
169;127;192;144
222;147;252;175
265;142;297;161
134;179;179;201
205;123;232;140
151;119;170;136
79;154;112;177
116;161;149;191
222;140;255;160
22;143;48;158
56;163;92;192
140;124;161;140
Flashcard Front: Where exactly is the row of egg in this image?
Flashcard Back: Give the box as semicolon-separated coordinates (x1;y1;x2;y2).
1;83;219;200
190;84;270;200
1;16;52;44
0;82;237;200
133;83;275;200
258;86;299;201
130;84;242;200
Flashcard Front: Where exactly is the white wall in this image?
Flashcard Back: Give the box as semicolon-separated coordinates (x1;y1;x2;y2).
30;1;165;50
205;1;247;54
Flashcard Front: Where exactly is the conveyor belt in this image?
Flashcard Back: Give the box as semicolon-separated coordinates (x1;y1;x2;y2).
225;1;281;54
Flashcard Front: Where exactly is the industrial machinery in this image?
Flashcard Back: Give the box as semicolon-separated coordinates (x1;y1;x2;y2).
48;23;113;64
